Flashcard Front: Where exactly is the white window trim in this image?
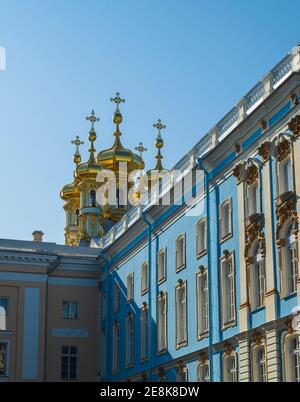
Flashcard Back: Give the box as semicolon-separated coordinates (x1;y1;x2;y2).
197;361;210;382
222;352;238;382
277;155;294;196
220;198;233;241
196;269;209;339
176;234;186;272
251;343;267;382
245;180;260;218
141;262;149;295
127;273;134;303
248;242;265;311
282;332;300;382
157;292;168;354
196;218;207;258
157;248;167;284
175;281;188;349
220;252;237;329
140;304;149;362
176;366;188;382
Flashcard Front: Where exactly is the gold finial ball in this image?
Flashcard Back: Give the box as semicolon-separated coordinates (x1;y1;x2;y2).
89;128;97;142
74;154;81;165
113;111;123;125
155;136;164;149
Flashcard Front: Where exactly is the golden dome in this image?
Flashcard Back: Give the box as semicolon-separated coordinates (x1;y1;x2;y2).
97;92;144;172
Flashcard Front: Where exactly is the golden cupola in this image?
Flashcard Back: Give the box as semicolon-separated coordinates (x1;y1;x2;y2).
76;110;104;245
97;92;144;173
60;136;84;246
147;119;169;190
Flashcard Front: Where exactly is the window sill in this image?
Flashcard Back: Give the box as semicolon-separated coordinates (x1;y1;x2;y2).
196;250;207;260
197;331;209;341
176;264;186;273
157;348;168;356
176;340;188;350
220;233;233;244
141;289;149;296
221;320;236;331
250;305;265;314
158;277;166;286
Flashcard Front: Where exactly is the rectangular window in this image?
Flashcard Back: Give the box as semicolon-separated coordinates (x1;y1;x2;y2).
158;249;167;283
254;259;264;309
127;273;134;302
61;301;79;320
198;363;210;382
221;255;236;326
0;343;7;377
141;263;149;295
176;235;186;271
113;284;120;312
157;293;167;353
246;182;259;217
140;306;149;361
196;219;207;256
196;271;209;338
223;355;237;382
61;346;78;380
100;329;106;377
112;322;120;374
290;337;300;382
125;314;134;368
175;282;187;347
256;347;267;382
220;199;232;240
282;158;293;194
176;368;188;382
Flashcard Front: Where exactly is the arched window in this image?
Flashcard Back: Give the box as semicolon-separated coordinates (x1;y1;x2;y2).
246;181;259;217
197;362;210;382
222;353;237;382
90;190;96;207
284;223;298;296
176;234;186;272
249;242;265;310
283;334;300;382
141;262;149;295
196;218;207;257
252;344;267;382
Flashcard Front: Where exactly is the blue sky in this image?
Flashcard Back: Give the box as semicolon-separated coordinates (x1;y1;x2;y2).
0;0;299;244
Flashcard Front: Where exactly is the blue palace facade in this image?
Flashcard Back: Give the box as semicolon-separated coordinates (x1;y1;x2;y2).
1;45;300;382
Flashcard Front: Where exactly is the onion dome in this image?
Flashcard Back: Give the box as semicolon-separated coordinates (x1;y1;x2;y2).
97;92;144;172
147;119;169;179
60;136;84;201
75;110;102;181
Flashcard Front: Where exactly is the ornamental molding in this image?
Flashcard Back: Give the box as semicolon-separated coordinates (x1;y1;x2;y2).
253;330;264;346
275;192;298;246
258;141;271;162
233;158;262;184
0;252;58;267
244;213;265;262
199;352;208;365
224;342;234;356
288;114;300;137
285;317;294;335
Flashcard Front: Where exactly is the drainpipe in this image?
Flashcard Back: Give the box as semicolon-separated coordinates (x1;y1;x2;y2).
98;250;111;382
141;211;153;382
197;157;214;382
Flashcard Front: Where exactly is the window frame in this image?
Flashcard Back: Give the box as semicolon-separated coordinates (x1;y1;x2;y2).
196;218;207;258
157;248;167;284
176;234;186;272
61;301;80;320
220;252;237;330
251;343;267;382
175;281;188;349
196;269;209;340
141;262;149;296
157;292;168;355
222;352;238;382
0;297;8;316
140;304;149;363
60;345;78;381
282;333;300;382
220;198;233;242
197;361;210;382
127;273;134;303
112;321;120;375
125;313;134;369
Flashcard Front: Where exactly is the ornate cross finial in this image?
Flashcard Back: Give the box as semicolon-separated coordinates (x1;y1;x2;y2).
153;119;166;137
71;135;84;154
71;135;84;165
135;142;147;158
86;109;100;129
110;92;126;111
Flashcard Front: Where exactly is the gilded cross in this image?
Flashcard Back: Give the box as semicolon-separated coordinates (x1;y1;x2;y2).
135;142;147;158
71;135;84;154
153;119;166;136
86;109;100;129
110;92;126;111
